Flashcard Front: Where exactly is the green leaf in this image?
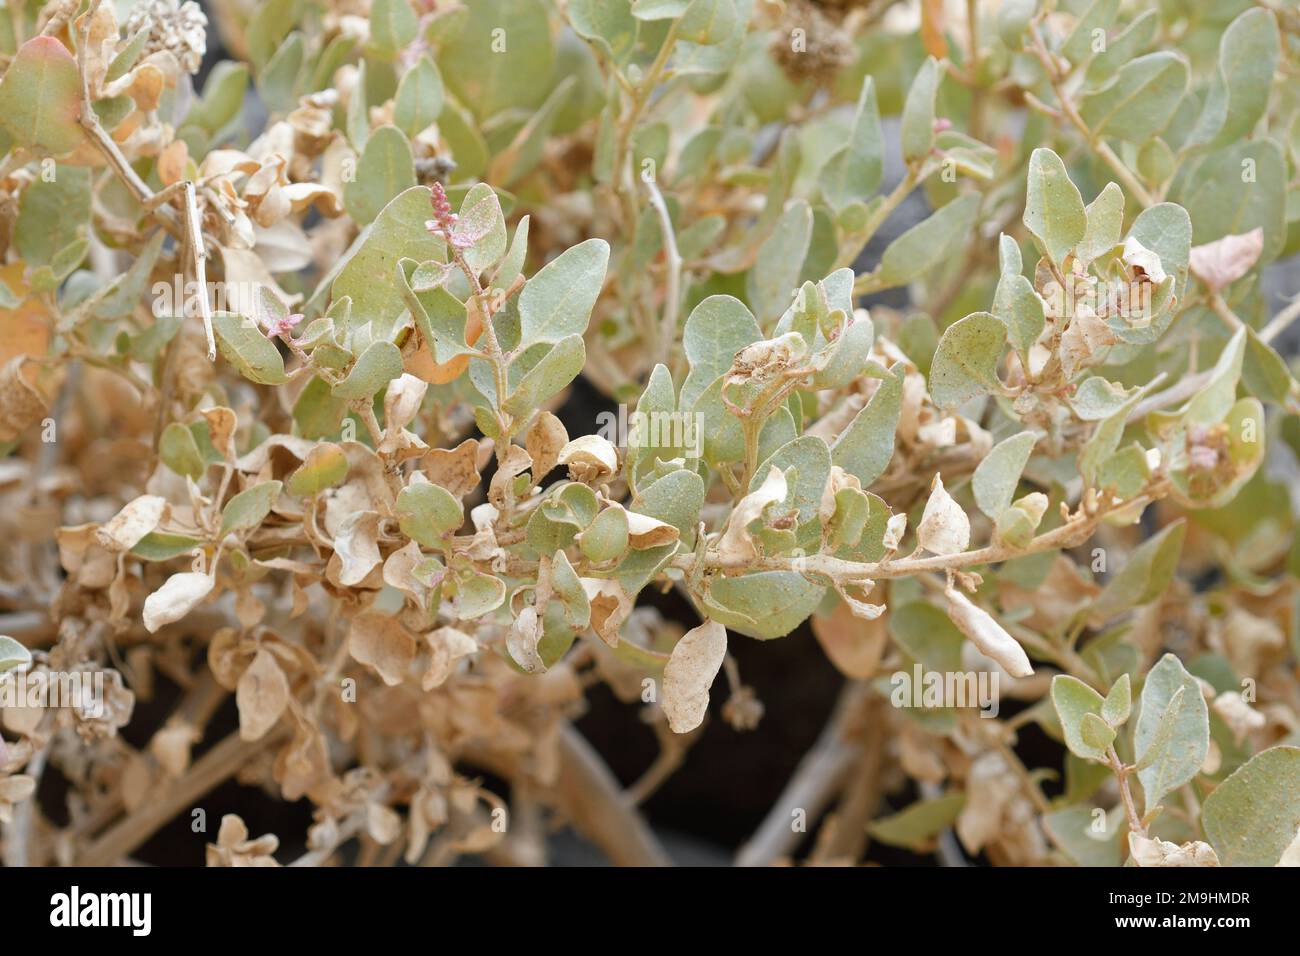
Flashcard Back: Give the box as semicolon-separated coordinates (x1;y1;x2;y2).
820;76;884;210
0;634;32;675
891;601;964;673
680;0;737;45
347;58;370;150
502;335;586;416
698;571;825;641
616;469;705;595
1184;326;1245;427
393;57;444;138
397;482;464;545
492;75;576;185
990;265;1045;355
332;341;404;399
1202;746;1300;867
0;36;84;155
928;311;1005;409
517;238;610;346
258;31;305;113
286;443;349;496
213;312;289;385
1102;673;1131;727
832;361;904;489
15;167;91;268
1051;674;1108;761
972;431;1036;518
1134;653;1209;807
568;0;638;62
1023;148;1086;267
1189;7;1280;149
747;200;811;322
1071;377;1137;421
160;423;206;480
453;567;507;619
679;295;761;413
1043;805;1124;867
632;0;689;17
439;0;555;120
900;56;940;164
549;550;590;630
455;183;508;276
221;481;283;535
1090;520;1185;622
579;506;630;563
331;186;444;341
867;793;966;851
1061;0;1119;64
873;194;980;289
1243;326;1294;406
184;62;250;136
344;125;417;226
1177;140;1286;265
1080;712;1117;751
369;0;419;57
247;0;300;70
1079;52;1189;143
1076;182;1123;267
131;532;203;562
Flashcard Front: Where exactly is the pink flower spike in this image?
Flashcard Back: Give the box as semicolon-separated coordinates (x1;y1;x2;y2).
427;181;467;249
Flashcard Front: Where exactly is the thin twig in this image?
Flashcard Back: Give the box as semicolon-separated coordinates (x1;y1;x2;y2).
736;682;871;866
79;730;286;866
182;181;216;360
645;177;683;373
554;723;672;866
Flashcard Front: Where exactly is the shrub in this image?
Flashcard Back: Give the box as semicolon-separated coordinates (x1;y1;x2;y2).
0;0;1298;868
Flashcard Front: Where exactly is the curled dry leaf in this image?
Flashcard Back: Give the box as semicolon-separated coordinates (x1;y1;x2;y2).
348;612;416;686
236;649;290;741
1189;229;1264;292
917;475;969;556
423;627;478;690
1128;834;1220;867
662;620;728;734
526;411;568;480
507;605;545;674
582;577;632;646
945;586;1033;678
717;466;787;564
624;509;680;549
95;495;167;552
557;435;618;484
142;571;214;633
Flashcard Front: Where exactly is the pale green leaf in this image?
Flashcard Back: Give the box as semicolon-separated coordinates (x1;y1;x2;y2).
1202;746;1300;867
221;481;283;535
972;431;1036;518
1051;674;1108;761
1024;148;1086;267
213;312;289;385
1134;653;1209;807
518;238;610;346
928;311;1005;409
1091;520;1186;622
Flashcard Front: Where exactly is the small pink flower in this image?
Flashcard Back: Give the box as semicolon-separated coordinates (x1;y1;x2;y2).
1188;445;1219;472
267;312;305;338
